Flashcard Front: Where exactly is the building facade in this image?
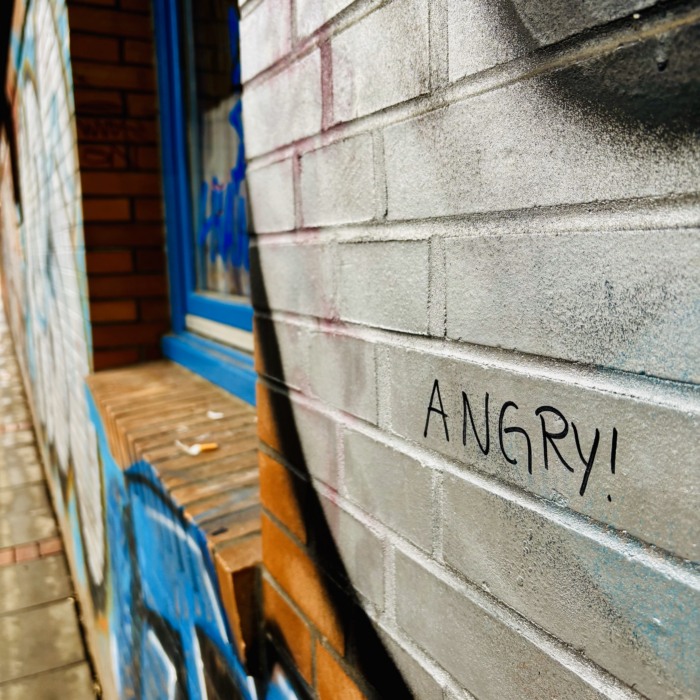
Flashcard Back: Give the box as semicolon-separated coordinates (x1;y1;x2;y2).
1;0;699;699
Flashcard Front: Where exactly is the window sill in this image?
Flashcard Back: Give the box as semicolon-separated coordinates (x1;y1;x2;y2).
185;314;254;354
161;331;256;406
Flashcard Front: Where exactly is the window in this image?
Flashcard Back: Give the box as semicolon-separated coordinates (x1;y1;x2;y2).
153;0;256;403
181;0;250;301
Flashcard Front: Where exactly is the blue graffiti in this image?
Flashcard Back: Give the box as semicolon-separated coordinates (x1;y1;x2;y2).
88;387;257;700
196;6;249;276
197;103;249;273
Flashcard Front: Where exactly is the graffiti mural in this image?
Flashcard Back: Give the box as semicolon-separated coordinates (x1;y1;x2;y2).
1;1;260;698
0;0;108;658
3;0;698;699
86;388;257;700
1;1;295;698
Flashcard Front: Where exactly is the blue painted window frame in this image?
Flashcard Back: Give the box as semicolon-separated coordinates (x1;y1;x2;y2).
152;0;256;404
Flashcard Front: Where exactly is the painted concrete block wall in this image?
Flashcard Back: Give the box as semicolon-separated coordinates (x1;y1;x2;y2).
242;0;700;698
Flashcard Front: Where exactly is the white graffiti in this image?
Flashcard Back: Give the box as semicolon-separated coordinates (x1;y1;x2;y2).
12;0;104;584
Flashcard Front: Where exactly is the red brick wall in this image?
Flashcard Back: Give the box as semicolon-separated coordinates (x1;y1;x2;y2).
255;380;407;700
68;0;170;371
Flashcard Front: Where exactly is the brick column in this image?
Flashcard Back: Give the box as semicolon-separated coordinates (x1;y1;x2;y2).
68;0;170;371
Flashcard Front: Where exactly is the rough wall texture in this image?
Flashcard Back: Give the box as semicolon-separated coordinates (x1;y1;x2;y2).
67;0;169;371
242;0;700;698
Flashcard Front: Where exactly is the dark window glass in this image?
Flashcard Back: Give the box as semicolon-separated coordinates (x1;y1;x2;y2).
181;0;249;299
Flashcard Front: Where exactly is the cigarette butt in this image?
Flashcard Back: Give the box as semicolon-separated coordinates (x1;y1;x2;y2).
175;440;218;456
175;439;198;455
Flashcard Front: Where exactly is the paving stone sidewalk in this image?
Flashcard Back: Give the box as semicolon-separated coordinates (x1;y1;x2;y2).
0;307;96;699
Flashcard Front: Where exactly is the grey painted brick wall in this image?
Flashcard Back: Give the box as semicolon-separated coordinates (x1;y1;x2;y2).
240;0;292;81
300;135;376;226
331;0;430;121
247;158;296;232
242;47;322;156
241;0;700;696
